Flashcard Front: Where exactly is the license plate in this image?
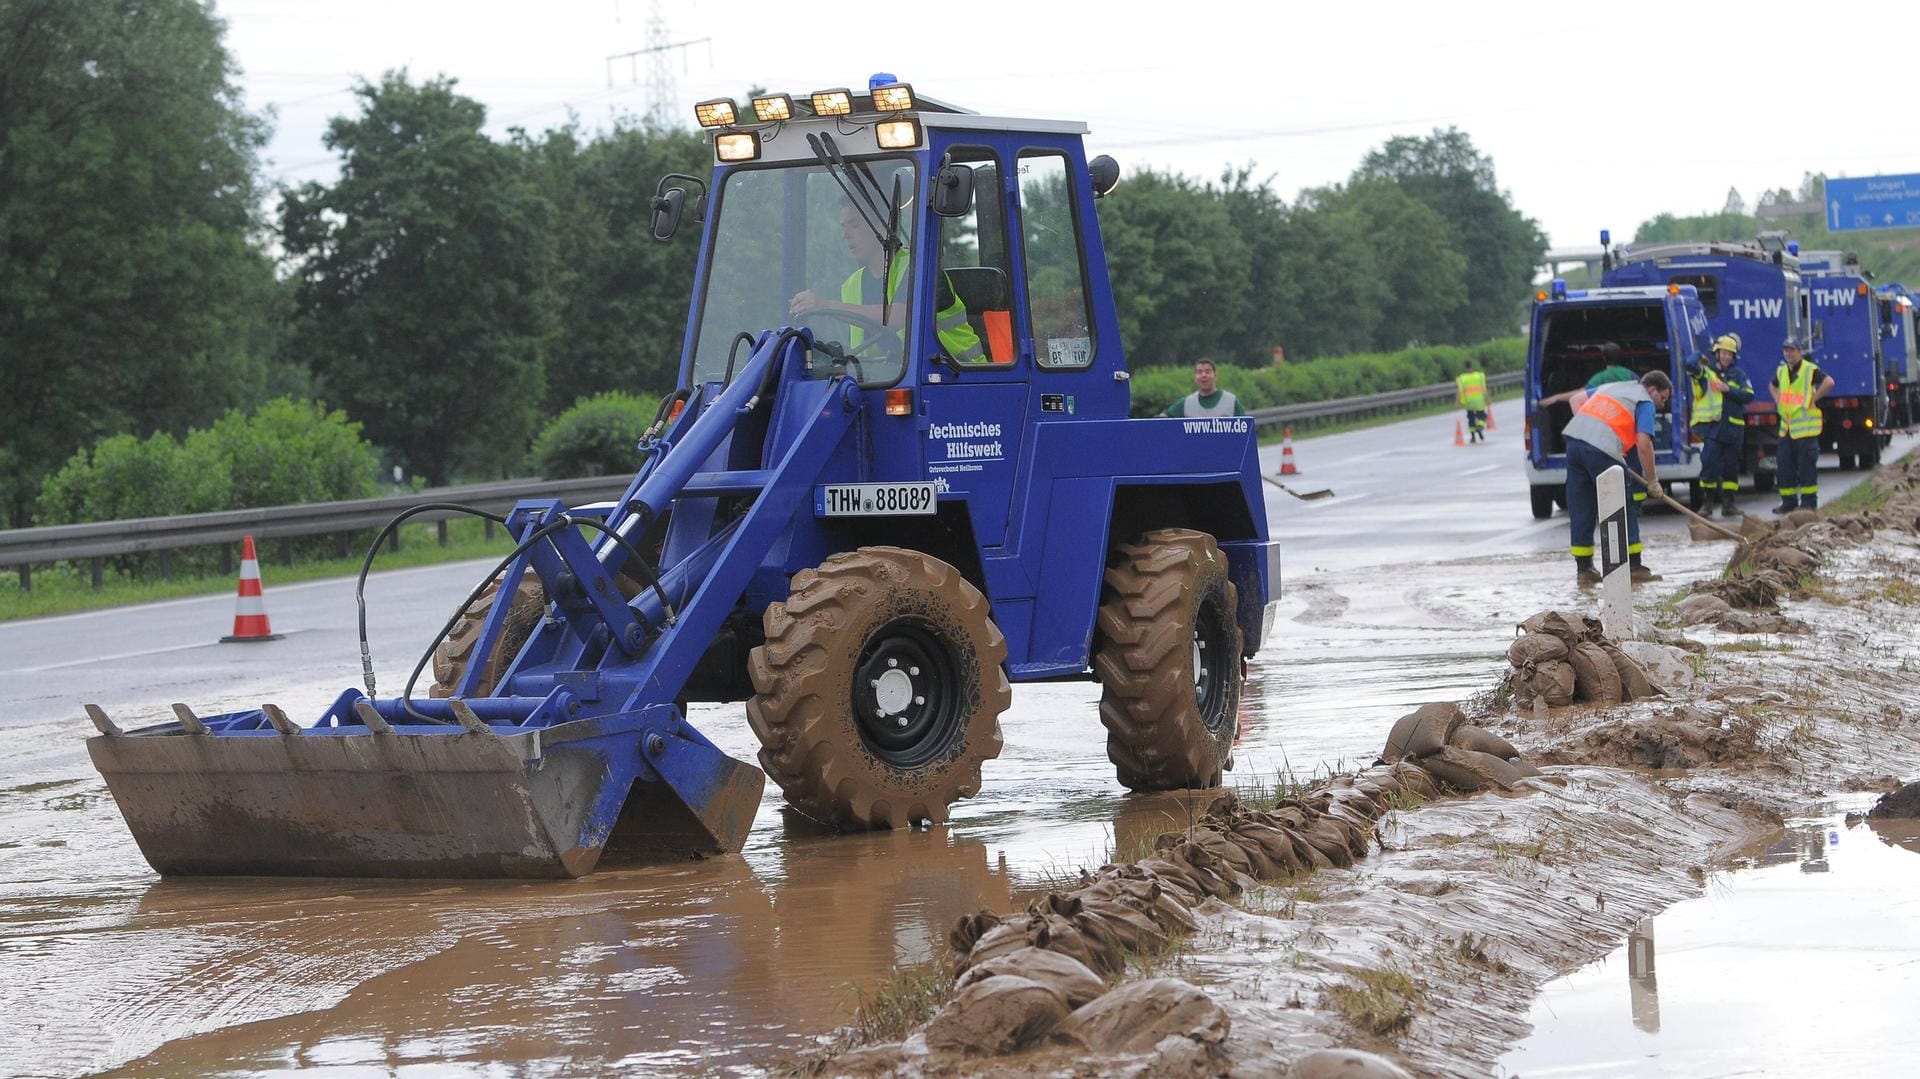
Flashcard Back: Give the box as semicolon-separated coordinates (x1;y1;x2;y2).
816;483;938;517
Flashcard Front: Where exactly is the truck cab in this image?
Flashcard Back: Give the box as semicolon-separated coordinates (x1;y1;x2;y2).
1797;250;1890;469
1521;282;1703;519
1601;234;1804;491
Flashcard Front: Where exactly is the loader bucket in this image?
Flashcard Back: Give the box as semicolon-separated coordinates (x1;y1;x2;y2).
85;699;766;879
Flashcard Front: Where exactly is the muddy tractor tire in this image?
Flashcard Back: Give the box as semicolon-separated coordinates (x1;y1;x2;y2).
1093;528;1242;791
747;548;1010;830
430;573;548;698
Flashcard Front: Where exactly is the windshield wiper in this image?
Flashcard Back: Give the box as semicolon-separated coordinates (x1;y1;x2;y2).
807;132;905;326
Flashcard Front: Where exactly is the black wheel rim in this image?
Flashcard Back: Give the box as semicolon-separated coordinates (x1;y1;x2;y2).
854;619;966;767
1193;596;1232;734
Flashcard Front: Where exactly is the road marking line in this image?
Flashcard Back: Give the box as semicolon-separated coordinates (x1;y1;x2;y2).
11;639;222;674
1459;464;1504;476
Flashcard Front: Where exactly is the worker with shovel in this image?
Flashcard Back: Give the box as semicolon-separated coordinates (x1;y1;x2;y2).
1690;333;1754;517
1563;370;1673;585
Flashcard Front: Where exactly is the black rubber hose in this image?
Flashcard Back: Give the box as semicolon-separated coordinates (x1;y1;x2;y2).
355;503;510;697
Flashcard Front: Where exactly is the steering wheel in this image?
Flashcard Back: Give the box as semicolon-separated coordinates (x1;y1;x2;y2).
799;306;899;363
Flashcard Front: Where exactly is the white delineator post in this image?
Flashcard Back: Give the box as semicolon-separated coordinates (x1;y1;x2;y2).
1597;465;1632;640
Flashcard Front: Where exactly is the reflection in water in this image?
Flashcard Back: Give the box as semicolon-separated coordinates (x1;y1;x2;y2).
70;828;1026;1077
1625;918;1658;1034
1504;800;1920;1078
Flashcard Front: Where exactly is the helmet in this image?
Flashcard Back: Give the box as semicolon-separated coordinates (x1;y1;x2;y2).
1783;335;1809;352
1712;333;1741;355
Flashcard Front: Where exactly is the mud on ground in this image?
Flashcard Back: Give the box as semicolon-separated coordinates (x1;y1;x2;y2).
800;461;1920;1079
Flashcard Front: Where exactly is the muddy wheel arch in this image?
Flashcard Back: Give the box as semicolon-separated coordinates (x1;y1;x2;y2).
747;547;1010;829
1094;528;1242;790
429;573;547;698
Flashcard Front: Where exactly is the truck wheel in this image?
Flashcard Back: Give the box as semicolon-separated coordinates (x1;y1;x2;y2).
1530;486;1556;520
430;573;547;697
747;548;1009;830
1093;528;1242;791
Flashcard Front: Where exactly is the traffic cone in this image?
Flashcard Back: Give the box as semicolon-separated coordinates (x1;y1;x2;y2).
1279;427;1301;475
1454;420;1466;447
221;535;283;643
1486;405;1497;431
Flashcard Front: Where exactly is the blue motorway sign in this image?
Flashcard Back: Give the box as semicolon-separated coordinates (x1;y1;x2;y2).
1825;174;1920;232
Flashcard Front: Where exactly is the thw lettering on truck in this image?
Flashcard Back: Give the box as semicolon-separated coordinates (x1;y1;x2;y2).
1727;298;1784;319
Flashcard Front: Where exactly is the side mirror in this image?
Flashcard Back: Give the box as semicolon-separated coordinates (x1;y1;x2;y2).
650;187;686;242
649;173;709;243
1089;155;1121;198
930;163;973;218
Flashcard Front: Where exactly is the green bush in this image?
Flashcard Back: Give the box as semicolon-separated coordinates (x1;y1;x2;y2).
1131;338;1525;417
527;392;661;478
35;398;381;577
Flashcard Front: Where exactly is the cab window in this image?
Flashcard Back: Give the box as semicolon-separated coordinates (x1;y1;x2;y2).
1016;152;1094;370
937;147;1014;365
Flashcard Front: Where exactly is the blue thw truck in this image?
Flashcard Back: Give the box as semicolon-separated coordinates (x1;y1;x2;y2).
1877;283;1920;429
1522;281;1703;518
1796;250;1890;469
1601;233;1805;492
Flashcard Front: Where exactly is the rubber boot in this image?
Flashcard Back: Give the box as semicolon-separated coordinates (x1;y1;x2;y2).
1629;555;1661;583
1720;491;1739;518
1801;495;1818;512
1575;556;1600;586
1772;501;1796;516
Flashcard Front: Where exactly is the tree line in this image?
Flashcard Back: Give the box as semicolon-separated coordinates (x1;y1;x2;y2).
0;0;1547;529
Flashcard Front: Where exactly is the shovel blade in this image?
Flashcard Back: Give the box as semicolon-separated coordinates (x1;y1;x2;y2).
86;713;766;879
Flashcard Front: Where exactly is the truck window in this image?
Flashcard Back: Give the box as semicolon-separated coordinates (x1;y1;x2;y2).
939;147;1014;365
1668;273;1719;315
1016;152;1094;370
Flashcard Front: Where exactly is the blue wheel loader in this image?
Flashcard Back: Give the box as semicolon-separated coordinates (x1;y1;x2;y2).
84;77;1282;878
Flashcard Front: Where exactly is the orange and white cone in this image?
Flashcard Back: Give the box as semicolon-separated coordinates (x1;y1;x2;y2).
1454;420;1466;447
1279;426;1301;476
221;535;283;643
1486;404;1497;431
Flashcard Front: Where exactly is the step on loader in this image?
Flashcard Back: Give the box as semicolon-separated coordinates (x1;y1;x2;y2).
86;76;1282;878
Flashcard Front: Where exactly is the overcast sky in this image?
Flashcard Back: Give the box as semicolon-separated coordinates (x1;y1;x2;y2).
223;0;1920;254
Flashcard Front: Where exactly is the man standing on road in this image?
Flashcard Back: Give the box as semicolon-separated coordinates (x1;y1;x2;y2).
1163;358;1248;418
1771;337;1834;514
1563;370;1674;585
1692;333;1755;517
1456;359;1489;442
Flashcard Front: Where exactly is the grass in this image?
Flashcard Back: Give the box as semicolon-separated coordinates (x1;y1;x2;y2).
844;961;955;1048
1324;961;1426;1038
1824;471;1896;514
0;517;519;622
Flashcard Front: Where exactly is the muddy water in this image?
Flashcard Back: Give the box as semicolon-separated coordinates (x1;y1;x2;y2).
1500;798;1920;1078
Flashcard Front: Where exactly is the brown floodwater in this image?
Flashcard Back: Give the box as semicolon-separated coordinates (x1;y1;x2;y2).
1500;800;1920;1078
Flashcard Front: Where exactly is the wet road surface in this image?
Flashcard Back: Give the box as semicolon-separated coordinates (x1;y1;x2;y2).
0;413;1910;1076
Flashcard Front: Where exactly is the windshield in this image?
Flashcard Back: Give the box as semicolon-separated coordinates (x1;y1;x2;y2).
689;158;917;388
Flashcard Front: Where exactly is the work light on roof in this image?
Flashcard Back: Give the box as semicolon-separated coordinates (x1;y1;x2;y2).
811;89;853;116
694;98;738;128
751;94;793;123
875;118;921;150
871;83;915;112
715;132;760;162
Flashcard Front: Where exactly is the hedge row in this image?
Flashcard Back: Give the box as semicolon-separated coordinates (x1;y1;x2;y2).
1129;338;1525;418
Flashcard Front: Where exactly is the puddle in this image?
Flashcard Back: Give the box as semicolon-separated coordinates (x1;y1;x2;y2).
1499;797;1920;1078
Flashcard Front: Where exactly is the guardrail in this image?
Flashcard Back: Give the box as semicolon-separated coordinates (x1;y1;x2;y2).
1248;369;1522;430
1;475;634;591
2;370;1525;591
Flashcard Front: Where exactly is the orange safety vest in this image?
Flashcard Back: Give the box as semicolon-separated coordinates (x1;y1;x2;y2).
1575;390;1637;457
1773;361;1823;439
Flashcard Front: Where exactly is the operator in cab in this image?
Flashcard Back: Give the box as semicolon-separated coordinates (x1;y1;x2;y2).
788;200;984;366
1562;370;1674;586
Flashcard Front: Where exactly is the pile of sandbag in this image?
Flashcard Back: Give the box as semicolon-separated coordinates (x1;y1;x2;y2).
926;764;1441;1059
1678;512;1874;632
1505;611;1661;709
1381;701;1541;793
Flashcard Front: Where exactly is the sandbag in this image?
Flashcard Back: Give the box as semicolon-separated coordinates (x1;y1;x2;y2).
1448;722;1519;760
1521;610;1600;643
1289;1048;1416;1079
924;974;1070;1054
1602;643;1661;701
1567;641;1623;704
1382;702;1465;762
1058;977;1230;1055
955;947;1107;1009
1507;632;1568;666
1421;744;1526;793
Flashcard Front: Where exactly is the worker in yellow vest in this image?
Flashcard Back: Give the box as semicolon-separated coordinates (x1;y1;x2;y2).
1770;336;1834;514
789;201;985;367
1690;334;1754;517
1456;359;1489;443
